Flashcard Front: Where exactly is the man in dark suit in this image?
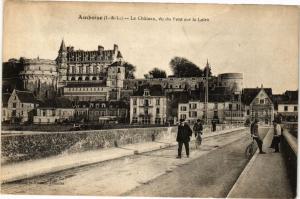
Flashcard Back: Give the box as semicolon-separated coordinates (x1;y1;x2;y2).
176;119;192;158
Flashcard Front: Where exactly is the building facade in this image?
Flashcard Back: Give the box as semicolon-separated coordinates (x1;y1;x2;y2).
56;40;123;83
18;57;58;100
276;90;298;122
33;98;75;124
62;82;110;101
7;89;39;123
130;85;167;125
243;87;274;124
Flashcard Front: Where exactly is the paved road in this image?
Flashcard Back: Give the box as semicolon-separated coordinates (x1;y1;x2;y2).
2;128;257;197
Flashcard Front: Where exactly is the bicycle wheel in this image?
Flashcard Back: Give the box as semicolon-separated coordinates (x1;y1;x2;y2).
245;144;253;159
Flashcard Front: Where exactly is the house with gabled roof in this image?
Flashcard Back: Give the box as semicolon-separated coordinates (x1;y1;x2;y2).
242;86;274;124
7;89;39;123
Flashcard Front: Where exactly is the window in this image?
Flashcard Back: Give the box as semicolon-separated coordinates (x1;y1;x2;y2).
144;90;150;96
260;99;264;104
144;99;149;106
133;99;137;105
229;104;232;110
189;111;197;118
47;119;50;123
190;103;197;109
214;103;218;109
132;117;138;124
180;114;187;119
12;103;16;108
156;108;160;114
247;110;250;115
142;117;150;124
180;106;187;111
214;111;218;117
144;108;149;115
156;99;160;105
133;108;137;114
101;103;106;108
284;106;288;111
155;118;161;124
294;106;297;111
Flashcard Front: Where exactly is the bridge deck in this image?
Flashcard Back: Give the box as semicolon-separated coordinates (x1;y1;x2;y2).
227;128;293;198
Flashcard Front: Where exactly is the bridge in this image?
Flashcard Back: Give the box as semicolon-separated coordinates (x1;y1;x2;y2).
1;124;297;198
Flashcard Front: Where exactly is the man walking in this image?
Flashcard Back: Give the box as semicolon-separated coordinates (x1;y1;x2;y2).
176;119;192;158
272;120;282;153
250;118;266;154
193;119;203;149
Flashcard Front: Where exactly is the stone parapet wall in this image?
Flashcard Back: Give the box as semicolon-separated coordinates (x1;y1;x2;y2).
1;124;240;164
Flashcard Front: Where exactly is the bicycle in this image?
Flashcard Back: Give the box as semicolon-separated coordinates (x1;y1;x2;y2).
245;136;256;159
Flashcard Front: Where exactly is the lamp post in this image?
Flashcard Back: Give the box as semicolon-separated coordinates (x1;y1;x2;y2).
204;59;209;125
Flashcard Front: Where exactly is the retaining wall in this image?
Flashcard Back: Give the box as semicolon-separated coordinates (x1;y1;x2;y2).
1;124;239;164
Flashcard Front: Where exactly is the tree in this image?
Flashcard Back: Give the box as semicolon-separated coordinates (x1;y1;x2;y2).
123;62;136;79
169;57;203;77
146;67;167;78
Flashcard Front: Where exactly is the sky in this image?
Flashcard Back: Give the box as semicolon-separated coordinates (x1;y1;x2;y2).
3;1;299;94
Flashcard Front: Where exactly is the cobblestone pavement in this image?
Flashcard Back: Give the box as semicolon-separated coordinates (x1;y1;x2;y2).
2;128;255;197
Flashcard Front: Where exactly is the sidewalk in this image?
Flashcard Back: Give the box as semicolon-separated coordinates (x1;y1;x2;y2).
227;127;293;198
1;127;245;184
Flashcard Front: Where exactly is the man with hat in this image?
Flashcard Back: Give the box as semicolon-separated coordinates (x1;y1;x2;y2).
176;119;193;158
250;118;265;154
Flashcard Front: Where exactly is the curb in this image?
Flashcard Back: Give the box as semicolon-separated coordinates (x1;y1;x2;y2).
1;127;246;184
226;150;259;198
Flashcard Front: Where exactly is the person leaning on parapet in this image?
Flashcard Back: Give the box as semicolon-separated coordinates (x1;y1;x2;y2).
250;118;266;154
193;119;203;149
176;119;192;158
271;120;282;153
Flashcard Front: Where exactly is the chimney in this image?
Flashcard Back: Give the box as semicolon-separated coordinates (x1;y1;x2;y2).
114;44;118;53
98;45;104;52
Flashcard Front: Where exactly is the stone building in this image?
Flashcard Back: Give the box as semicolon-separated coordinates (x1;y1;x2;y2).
7;89;39;123
56;40;126;100
56;40;123;83
73;100;128;123
177;94;232;124
217;73;243;93
33;98;75;124
19;57;58;99
62;82;110;101
130;85;167;125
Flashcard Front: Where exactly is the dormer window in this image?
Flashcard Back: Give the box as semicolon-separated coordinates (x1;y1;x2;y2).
101;103;106;108
143;89;150;97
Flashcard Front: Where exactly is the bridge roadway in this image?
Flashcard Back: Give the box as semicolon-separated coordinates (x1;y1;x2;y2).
2;128;261;197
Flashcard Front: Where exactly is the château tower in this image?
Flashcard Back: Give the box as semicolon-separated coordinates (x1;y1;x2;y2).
56;39;68;84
